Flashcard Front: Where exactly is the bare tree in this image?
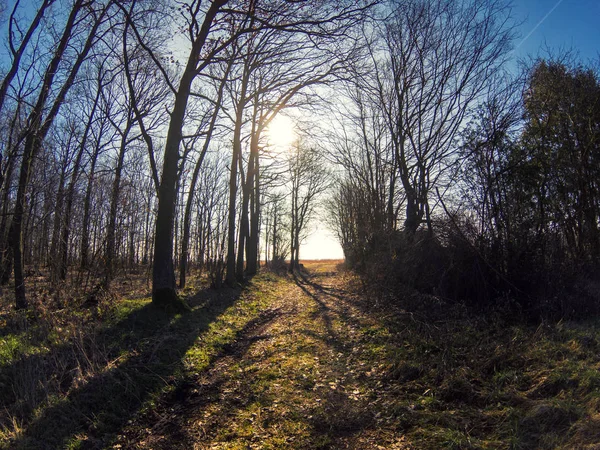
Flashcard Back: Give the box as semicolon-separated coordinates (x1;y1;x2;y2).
56;61;108;280
0;0;55;114
222;0;373;283
102;15;169;288
178;57;232;289
288;142;329;271
263;191;289;269
10;0;115;309
325;83;400;265
123;0;232;309
361;0;515;233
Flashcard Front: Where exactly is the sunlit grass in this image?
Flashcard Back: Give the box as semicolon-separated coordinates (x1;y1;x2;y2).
2;264;600;448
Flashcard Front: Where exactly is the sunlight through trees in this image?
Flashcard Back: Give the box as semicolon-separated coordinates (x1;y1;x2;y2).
0;0;596;315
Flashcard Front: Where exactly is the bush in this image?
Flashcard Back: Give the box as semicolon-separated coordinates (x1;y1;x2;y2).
344;215;600;320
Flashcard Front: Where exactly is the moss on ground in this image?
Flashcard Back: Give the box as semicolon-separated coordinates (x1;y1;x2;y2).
152;287;191;313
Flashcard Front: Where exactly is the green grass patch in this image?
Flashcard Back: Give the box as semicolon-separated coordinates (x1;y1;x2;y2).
0;273;284;449
4;264;600;449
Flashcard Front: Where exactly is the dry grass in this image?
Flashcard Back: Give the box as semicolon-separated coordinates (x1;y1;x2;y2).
0;269;268;449
1;263;599;449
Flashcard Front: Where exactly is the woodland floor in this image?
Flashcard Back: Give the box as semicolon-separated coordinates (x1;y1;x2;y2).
1;261;600;449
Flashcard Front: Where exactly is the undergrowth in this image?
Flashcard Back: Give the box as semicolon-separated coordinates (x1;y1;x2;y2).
0;271;280;449
1;263;599;449
350;277;600;449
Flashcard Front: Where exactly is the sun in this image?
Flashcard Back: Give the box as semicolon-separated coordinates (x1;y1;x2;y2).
266;115;296;150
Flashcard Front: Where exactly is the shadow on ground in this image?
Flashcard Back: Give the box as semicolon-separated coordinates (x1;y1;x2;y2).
2;285;242;450
116;307;283;448
110;267;380;448
292;269;381;447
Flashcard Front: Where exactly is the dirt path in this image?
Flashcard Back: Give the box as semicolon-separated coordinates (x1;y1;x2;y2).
114;262;406;449
6;262;599;448
108;261;600;450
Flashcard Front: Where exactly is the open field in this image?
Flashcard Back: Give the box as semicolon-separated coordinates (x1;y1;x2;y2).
1;262;599;449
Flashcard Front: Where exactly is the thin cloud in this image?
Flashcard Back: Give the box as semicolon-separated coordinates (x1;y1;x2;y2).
516;0;564;50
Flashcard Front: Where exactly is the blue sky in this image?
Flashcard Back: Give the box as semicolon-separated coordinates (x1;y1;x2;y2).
307;0;600;260
1;0;596;261
511;0;599;63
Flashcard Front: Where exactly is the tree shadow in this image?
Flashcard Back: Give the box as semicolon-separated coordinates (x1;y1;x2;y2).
292;272;345;353
292;271;369;353
294;270;348;300
292;270;378;444
3;285;243;449
115;307;282;449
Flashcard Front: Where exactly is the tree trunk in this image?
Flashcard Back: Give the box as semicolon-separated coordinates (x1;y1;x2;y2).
150;67;189;302
105;121;132;287
142;195;152;265
50;160;68;282
0;150;16;284
289;189;296;273
225;82;248;285
404;189;421;233
272;210;277;267
246;134;260;275
152;0;227;310
81;141;100;270
236;175;250;280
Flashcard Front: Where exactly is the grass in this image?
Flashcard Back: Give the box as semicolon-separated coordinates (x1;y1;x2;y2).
346;287;600;450
1;262;600;448
0;271;283;449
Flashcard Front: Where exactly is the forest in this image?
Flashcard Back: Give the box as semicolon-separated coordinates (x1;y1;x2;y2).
1;0;600;448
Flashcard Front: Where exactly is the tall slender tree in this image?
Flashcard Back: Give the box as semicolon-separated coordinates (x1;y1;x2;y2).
11;0;115;308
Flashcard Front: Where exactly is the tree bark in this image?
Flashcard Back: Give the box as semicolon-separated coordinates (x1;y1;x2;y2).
236;165;250;280
0;149;16;284
246;139;260;275
49;159;68;282
152;0;228;309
